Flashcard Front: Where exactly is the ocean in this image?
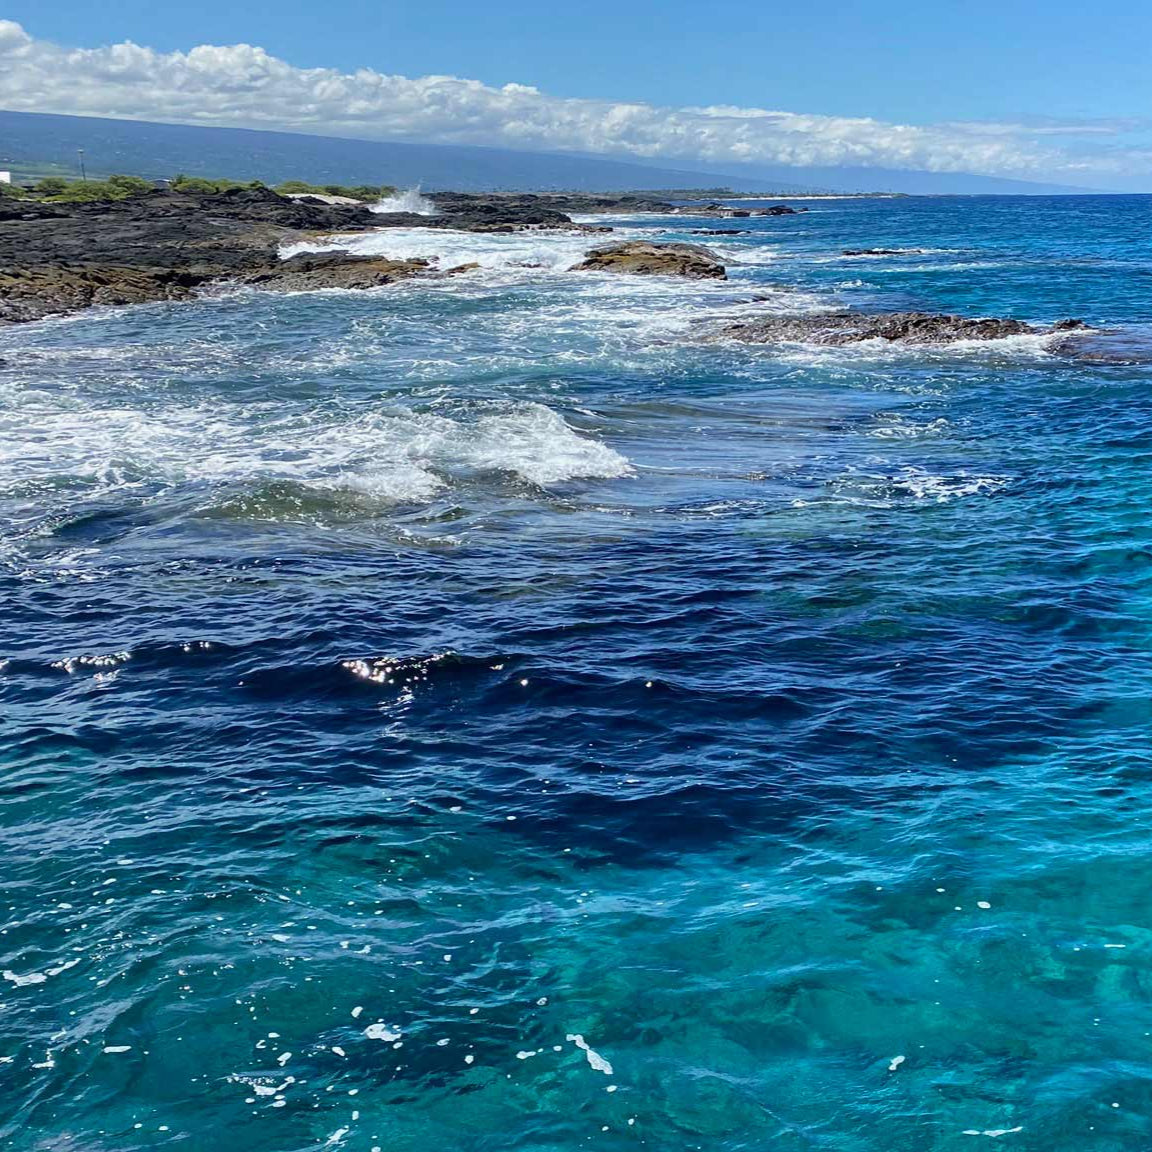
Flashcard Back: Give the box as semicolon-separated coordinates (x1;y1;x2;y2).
2;194;1152;1150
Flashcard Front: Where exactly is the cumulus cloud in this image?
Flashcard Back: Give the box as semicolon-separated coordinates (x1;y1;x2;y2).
0;20;1147;183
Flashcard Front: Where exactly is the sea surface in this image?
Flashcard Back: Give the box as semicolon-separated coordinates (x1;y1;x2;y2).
2;194;1152;1151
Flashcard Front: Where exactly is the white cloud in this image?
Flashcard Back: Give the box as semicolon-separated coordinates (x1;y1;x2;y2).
0;20;1148;184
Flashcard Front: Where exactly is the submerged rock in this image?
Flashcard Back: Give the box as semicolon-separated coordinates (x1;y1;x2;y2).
843;248;925;256
572;241;727;280
714;311;1088;346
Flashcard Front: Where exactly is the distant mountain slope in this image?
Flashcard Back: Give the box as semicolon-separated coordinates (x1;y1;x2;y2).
0;110;812;193
0;109;1103;195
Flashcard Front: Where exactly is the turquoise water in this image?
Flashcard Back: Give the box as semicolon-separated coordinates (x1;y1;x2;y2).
2;195;1152;1150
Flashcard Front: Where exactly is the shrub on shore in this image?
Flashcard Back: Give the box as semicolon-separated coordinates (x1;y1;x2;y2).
169;175;269;194
8;174;397;204
26;174;157;202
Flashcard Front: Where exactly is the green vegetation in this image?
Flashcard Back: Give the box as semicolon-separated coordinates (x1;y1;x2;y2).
0;171;397;204
274;180;395;201
169;174;267;194
4;173;159;203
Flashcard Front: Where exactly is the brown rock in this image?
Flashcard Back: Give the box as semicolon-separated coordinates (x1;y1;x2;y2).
0;264;207;324
571;241;726;280
240;252;430;292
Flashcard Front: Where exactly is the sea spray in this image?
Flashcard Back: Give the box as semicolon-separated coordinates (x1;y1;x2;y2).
371;187;438;215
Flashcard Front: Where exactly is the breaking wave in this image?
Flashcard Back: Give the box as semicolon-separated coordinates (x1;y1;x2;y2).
0;395;631;524
370;187;438;215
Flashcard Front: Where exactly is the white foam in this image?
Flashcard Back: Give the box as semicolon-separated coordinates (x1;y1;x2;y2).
834;466;1010;505
767;330;1061;366
567;1033;613;1075
283;225;600;275
3;970;47;987
370;188;437;216
2;958;79;986
364;1023;401;1041
0;396;629;518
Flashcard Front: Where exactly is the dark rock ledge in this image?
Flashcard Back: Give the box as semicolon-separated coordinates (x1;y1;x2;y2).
0;186;631;324
712;311;1089;346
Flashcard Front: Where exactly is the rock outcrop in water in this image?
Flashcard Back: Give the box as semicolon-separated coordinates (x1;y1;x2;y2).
572;241;727;280
0;265;206;324
671;202;801;218
714;311;1089;346
843;248;925;256
240;252;436;292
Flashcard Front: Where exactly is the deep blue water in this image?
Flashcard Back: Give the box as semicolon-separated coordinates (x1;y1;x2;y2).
2;194;1152;1151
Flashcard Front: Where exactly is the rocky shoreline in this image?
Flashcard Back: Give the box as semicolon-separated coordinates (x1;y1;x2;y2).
0;185;649;324
0;186;1101;354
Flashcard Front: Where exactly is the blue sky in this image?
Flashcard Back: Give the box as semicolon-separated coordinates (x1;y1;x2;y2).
8;0;1152;124
3;2;1152;188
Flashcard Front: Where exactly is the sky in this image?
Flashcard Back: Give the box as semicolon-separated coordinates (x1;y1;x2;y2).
3;1;1152;190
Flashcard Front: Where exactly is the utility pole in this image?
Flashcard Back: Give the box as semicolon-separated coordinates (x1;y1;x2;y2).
77;149;86;181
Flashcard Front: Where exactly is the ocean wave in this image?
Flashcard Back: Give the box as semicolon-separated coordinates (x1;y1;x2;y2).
281;225;628;278
763;330;1063;365
0;397;630;521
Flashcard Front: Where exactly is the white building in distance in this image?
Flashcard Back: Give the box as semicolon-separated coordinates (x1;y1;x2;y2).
0;171;11;184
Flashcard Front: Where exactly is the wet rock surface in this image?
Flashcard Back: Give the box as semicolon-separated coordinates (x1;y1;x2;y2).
0;187;639;323
0;187;385;323
0;265;207;325
239;252;434;292
714;311;1089;346
572;240;727;279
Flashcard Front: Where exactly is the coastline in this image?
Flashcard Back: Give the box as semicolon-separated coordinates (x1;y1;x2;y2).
0;187;1092;352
